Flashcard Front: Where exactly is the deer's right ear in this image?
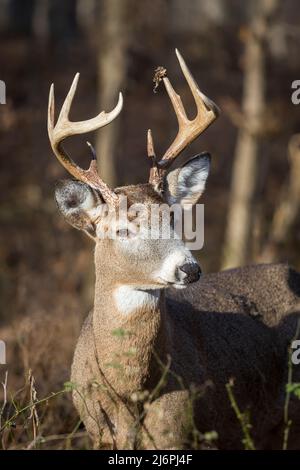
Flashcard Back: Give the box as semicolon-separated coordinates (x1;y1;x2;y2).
55;180;102;239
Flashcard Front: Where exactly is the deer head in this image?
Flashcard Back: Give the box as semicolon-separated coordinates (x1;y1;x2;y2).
49;50;219;290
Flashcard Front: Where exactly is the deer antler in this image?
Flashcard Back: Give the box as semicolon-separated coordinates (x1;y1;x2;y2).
148;49;219;189
48;73;123;206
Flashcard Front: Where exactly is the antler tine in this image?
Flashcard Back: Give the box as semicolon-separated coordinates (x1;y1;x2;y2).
162;77;189;129
48;83;55;133
48;74;123;206
147;129;155;159
147;129;162;189
175;49;219;120
57;72;80;123
156;49;219;170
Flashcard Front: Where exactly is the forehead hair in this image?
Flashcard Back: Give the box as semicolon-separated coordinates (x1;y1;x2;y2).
114;183;163;206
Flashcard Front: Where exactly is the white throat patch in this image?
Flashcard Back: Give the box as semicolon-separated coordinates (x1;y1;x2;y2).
114;286;160;315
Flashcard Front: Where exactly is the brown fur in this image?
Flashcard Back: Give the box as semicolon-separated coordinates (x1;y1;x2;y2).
71;262;300;449
54;181;300;449
68;189;300;449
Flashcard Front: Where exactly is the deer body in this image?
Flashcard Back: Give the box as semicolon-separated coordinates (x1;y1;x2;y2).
49;51;300;449
70;225;300;449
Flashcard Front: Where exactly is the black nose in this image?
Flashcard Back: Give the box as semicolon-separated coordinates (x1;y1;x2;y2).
179;263;201;283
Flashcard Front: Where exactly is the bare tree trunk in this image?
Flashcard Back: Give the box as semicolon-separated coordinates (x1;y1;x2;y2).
96;0;129;186
221;0;280;269
259;134;300;263
48;0;78;43
8;0;36;37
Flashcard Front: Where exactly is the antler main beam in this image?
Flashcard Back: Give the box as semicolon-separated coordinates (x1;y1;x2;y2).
48;73;123;206
149;49;219;188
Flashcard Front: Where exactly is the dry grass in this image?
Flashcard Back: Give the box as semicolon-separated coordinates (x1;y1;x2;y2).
0;305;92;449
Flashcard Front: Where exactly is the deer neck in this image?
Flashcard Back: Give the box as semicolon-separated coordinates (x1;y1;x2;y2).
92;272;171;395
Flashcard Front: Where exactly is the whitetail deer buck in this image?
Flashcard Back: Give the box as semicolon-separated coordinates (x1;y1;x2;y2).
49;50;300;449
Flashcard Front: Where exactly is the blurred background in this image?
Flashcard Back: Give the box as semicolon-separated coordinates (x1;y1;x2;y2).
1;0;300;448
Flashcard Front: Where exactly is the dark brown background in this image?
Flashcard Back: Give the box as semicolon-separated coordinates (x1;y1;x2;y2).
0;0;300;449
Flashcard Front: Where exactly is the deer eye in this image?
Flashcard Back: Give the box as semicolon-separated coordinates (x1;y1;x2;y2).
116;228;131;239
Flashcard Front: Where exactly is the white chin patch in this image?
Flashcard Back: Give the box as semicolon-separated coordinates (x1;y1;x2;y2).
114;286;160;315
173;284;187;290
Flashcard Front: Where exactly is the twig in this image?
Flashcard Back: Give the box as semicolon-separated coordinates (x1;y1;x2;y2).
0;389;66;433
226;379;255;450
282;319;300;450
27;370;40;446
0;371;8;430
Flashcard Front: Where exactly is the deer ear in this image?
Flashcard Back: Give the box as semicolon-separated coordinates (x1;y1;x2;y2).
55;180;103;239
164;153;211;208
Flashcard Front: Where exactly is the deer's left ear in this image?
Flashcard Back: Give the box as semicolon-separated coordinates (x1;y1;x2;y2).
163;152;211;208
